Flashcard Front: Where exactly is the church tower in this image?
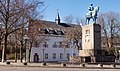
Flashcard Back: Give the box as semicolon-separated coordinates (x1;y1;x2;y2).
55;9;61;24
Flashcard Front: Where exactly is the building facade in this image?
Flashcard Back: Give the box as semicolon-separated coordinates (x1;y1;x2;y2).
27;35;79;62
26;12;81;62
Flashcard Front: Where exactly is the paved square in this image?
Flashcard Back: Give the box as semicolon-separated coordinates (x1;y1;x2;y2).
0;66;120;71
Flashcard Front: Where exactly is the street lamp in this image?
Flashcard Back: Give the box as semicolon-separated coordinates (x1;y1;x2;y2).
23;35;28;62
42;48;45;62
20;45;22;62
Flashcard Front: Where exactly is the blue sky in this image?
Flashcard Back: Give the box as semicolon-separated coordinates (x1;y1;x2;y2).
43;0;120;22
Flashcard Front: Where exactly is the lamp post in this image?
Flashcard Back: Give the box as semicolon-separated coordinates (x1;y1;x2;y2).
20;45;22;62
71;40;74;63
42;48;45;62
23;35;28;62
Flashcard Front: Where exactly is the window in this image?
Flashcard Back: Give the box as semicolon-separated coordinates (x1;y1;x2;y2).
59;42;62;48
53;42;57;48
9;35;11;38
65;45;69;48
43;42;48;47
33;41;39;47
73;53;76;56
57;29;62;35
60;53;63;59
65;43;70;48
40;28;46;34
53;53;56;59
45;53;48;59
48;28;54;34
67;53;70;60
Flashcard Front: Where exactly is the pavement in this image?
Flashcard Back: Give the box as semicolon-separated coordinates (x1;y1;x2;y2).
0;62;120;69
0;60;120;71
0;66;120;71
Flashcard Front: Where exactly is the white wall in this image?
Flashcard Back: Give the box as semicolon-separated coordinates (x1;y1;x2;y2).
27;35;79;62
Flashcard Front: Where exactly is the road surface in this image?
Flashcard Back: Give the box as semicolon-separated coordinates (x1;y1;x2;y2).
0;66;120;71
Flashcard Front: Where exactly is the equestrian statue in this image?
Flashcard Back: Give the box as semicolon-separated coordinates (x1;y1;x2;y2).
86;3;100;24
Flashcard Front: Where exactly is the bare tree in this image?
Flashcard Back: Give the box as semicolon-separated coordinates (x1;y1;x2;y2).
27;19;48;62
63;15;74;24
64;25;82;50
16;28;25;62
64;18;81;49
0;0;20;62
27;31;46;62
63;15;83;50
0;27;4;47
0;0;44;62
64;15;85;25
16;0;44;62
7;33;19;62
75;16;85;26
98;12;120;55
27;28;38;62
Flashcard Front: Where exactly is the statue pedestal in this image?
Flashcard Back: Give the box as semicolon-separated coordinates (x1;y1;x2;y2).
79;24;115;62
79;24;101;62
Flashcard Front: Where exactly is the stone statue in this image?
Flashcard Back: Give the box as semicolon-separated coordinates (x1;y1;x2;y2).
86;3;99;24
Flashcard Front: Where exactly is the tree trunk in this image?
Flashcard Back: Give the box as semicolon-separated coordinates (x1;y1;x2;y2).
2;35;7;62
20;42;23;62
15;47;17;62
2;0;9;62
15;44;17;62
28;45;32;63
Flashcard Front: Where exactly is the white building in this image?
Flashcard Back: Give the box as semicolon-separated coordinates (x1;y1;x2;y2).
27;35;79;62
26;12;81;62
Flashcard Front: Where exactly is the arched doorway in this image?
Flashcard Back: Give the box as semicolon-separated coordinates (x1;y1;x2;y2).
34;53;39;62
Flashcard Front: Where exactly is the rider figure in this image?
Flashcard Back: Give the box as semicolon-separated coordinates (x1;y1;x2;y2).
88;3;94;19
88;3;94;11
86;3;99;24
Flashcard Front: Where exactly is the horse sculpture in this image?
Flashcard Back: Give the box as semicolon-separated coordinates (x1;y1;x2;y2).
86;6;99;24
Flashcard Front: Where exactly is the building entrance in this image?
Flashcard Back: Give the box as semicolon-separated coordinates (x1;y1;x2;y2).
34;53;39;62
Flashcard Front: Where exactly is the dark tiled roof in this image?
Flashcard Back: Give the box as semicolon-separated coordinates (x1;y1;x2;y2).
59;23;71;27
29;20;67;35
29;19;81;35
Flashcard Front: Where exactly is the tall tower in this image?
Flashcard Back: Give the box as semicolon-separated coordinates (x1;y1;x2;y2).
55;9;60;24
